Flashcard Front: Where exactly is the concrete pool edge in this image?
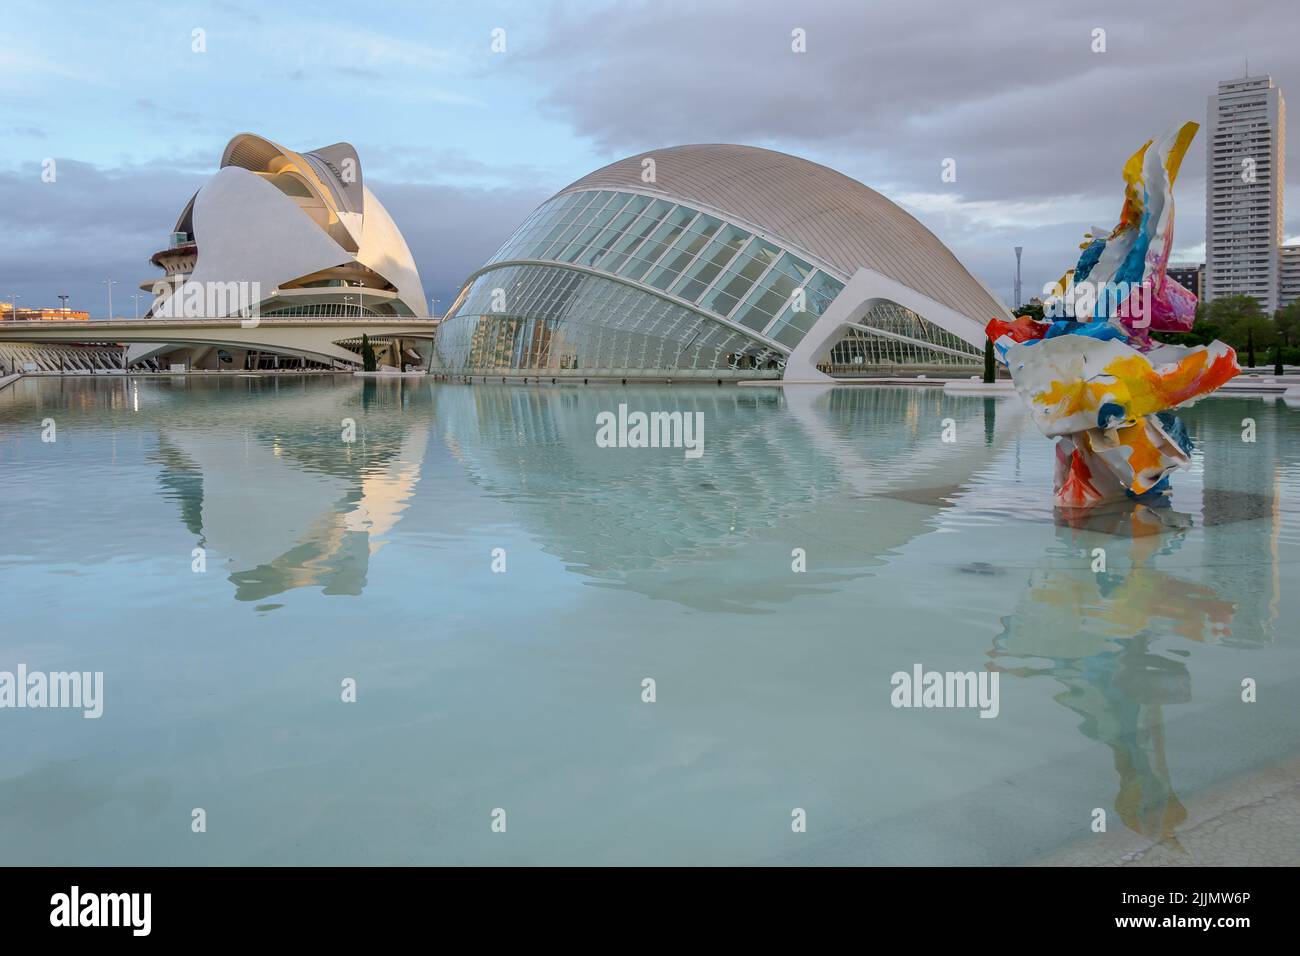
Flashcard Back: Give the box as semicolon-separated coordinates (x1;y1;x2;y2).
1031;753;1300;867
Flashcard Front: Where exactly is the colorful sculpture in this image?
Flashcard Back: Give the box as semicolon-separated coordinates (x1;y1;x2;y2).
988;122;1239;507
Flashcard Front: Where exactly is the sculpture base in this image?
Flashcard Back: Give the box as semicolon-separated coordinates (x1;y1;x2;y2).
1052;414;1190;508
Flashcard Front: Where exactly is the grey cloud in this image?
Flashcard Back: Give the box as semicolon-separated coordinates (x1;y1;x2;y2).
358;143;561;189
512;0;1300;297
0;157;545;317
368;178;549;308
521;0;1294;187
4;0;1298;314
0;159;205;315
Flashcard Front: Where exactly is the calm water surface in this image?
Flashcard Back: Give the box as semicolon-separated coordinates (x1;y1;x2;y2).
1;374;1298;864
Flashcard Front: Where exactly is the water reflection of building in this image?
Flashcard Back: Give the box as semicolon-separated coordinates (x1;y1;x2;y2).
8;373;1296;864
423;383;1290;863
150;379;433;601
430;384;1024;610
128;379;1025;611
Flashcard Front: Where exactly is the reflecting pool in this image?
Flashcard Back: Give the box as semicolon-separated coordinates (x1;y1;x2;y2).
1;375;1298;865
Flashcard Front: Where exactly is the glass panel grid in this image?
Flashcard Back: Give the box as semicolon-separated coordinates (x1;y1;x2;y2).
434;263;785;376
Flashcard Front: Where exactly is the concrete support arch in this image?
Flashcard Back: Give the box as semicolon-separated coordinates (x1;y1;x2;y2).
783;267;1001;381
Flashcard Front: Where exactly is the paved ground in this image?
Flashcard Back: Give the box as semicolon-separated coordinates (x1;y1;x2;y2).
1034;755;1300;866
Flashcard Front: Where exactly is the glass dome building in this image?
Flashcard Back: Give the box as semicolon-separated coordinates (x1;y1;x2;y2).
433;145;1010;380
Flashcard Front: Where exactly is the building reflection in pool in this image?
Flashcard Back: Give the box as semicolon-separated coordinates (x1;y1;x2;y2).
139;378;1286;854
151;379;433;601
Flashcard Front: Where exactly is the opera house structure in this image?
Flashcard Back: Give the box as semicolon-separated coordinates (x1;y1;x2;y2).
146;133;426;318
0;132;434;373
132;133;430;370
433;144;1010;381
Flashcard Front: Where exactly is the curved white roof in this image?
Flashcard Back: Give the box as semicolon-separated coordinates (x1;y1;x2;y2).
355;184;426;319
153;133;427;318
557;144;1005;325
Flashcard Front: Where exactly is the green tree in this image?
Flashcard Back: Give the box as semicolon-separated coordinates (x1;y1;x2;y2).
983;337;995;384
1207;296;1273;362
360;333;377;372
1274;300;1300;349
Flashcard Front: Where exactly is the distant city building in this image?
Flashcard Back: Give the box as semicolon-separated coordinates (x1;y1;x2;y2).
1;303;89;321
1166;263;1204;302
1281;244;1300;308
1204;75;1286;312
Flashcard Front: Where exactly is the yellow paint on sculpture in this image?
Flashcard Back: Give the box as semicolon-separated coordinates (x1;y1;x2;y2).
1032;348;1221;424
1163;122;1198;186
1113;423;1164;494
1113;140;1152;237
1035;377;1092;419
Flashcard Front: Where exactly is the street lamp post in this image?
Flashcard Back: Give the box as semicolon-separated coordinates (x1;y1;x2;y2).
102;278;118;320
1013;246;1024;311
6;293;19;321
57;294;69;314
130;292;146;319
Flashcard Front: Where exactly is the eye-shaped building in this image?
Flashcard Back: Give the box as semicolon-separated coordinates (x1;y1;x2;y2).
434;144;1009;380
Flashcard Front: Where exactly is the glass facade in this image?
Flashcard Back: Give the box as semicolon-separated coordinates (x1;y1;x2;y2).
824;304;983;372
436;187;983;378
262;303;384;318
434;263;784;376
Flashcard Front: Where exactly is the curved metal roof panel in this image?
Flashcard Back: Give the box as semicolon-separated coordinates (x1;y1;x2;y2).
557;144;1008;324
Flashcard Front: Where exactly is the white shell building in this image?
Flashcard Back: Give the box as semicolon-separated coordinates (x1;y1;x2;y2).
434;144;1009;380
144;133;427;322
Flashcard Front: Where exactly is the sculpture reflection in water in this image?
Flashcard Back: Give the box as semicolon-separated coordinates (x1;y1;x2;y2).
989;493;1278;847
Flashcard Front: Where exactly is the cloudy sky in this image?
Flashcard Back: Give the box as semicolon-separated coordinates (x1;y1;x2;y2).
2;0;1298;317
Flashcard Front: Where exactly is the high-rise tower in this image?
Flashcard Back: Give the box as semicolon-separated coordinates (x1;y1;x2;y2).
1204;75;1286;312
